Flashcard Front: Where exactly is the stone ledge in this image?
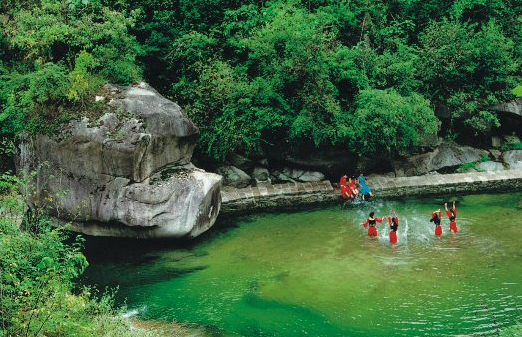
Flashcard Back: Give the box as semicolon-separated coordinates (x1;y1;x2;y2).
221;170;522;215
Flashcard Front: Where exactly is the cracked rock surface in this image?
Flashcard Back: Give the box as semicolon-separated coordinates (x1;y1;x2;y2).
16;82;222;238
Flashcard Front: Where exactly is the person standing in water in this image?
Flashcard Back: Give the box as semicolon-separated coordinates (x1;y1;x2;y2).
387;210;399;246
358;173;373;201
430;209;442;237
361;211;383;237
445;201;458;234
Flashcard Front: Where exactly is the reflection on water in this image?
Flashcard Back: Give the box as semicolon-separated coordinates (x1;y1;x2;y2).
83;192;522;337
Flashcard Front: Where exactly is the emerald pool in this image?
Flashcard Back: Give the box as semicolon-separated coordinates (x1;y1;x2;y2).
83;192;522;337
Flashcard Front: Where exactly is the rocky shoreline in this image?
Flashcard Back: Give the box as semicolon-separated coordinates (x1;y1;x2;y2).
221;169;522;215
12;82;522;238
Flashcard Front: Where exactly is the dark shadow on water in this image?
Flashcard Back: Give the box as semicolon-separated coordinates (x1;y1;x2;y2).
236;292;362;337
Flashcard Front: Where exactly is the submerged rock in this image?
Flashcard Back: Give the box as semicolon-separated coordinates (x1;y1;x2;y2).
16;82;222;239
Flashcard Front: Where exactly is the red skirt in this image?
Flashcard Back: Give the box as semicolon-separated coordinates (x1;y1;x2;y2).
340;185;352;199
435;225;442;236
389;231;397;244
449;221;458;232
368;226;378;237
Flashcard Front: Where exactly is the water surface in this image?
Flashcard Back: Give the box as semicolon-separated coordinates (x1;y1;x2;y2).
83;192;522;337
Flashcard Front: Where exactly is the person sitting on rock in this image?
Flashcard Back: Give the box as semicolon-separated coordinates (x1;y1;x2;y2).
339;175;352;199
348;176;359;197
357;173;373;201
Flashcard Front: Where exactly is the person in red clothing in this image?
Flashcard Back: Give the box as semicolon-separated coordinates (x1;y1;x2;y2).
430;209;442;238
361;212;383;237
339;175;352;199
445;201;458;234
387;210;399;246
348;176;359;197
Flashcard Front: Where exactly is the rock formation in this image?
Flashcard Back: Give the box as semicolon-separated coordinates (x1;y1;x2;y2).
16;83;222;238
394;141;488;176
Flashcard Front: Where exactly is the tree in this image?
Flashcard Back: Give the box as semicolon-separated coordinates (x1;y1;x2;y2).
418;19;519;133
0;0;142;135
348;89;439;156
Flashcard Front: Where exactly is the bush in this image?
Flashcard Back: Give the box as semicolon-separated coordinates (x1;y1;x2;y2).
0;0;142;136
347;89;439;156
0;171;161;337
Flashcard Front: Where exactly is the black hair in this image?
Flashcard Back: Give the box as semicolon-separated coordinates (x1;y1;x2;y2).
369;211;375;217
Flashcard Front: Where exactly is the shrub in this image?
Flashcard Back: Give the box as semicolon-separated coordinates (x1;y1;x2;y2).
0;171;161;337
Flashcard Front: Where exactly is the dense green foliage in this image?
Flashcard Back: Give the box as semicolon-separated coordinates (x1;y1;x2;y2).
0;170;161;337
0;0;142;135
112;0;520;158
1;0;522;158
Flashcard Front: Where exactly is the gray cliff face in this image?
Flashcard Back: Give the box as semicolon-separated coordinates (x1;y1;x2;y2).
16;82;222;238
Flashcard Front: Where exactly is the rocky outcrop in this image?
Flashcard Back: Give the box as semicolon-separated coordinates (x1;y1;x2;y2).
394;141;488;176
265;142;357;176
501;150;522;169
16;82;222;238
476;161;505;172
216;165;251;188
252;167;270;182
227;154;254;172
490;99;522;117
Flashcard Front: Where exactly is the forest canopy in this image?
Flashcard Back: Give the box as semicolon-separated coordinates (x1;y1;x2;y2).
0;0;521;158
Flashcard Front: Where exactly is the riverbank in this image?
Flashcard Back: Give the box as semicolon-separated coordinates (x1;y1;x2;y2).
221;169;522;214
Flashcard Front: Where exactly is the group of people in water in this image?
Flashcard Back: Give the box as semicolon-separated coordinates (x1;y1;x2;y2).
339;173;374;201
339;173;459;246
359;201;459;247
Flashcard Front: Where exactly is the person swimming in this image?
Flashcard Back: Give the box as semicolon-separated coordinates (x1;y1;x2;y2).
361;211;383;237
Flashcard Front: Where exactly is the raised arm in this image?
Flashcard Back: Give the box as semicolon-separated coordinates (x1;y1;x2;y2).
361;219;369;228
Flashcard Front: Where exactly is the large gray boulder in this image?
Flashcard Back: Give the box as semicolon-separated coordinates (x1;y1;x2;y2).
395;141;488;176
16;82;222;238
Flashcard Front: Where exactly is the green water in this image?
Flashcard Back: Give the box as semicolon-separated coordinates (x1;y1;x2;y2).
83;192;522;337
